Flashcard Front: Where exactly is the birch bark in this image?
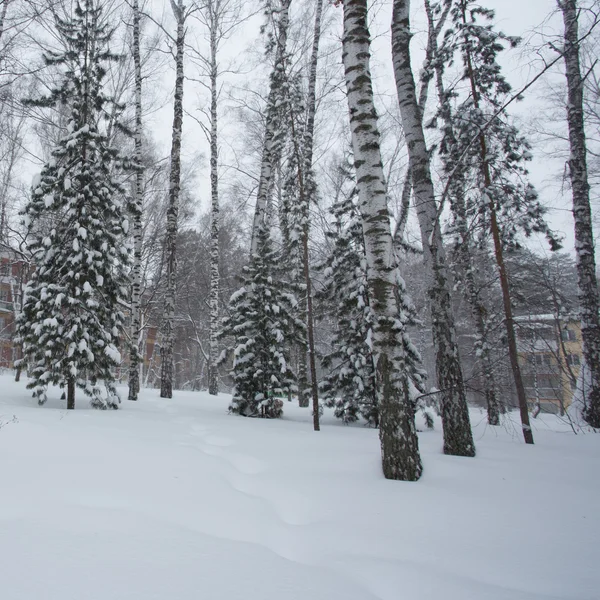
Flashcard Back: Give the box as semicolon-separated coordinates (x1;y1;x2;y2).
208;1;220;396
128;0;144;401
391;0;475;456
342;0;422;480
558;0;600;427
160;0;186;399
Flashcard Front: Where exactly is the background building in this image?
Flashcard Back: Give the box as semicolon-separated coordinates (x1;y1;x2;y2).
516;314;582;414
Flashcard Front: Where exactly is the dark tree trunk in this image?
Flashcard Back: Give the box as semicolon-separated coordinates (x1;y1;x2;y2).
559;0;600;427
67;378;75;410
160;0;186;399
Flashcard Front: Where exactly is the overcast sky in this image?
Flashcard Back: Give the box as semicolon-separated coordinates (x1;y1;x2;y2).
143;0;584;257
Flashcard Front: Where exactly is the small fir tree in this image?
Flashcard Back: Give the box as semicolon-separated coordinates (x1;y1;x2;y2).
220;224;303;418
317;190;426;426
15;0;131;409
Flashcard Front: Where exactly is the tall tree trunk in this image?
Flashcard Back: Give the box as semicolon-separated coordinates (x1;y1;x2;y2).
208;3;220;397
250;0;291;255
459;4;532;442
394;0;450;249
391;0;475;457
559;0;600;427
160;0;185;399
128;0;144;401
342;0;422;480
293;0;323;419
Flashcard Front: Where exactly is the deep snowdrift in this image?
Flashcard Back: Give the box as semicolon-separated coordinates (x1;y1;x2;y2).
0;373;598;600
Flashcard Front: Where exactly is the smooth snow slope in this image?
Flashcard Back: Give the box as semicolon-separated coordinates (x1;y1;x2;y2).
0;373;598;600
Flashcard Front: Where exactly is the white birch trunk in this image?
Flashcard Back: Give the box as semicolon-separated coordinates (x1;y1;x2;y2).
391;0;475;456
128;0;144;401
208;1;220;396
342;0;422;480
160;0;186;399
559;0;600;427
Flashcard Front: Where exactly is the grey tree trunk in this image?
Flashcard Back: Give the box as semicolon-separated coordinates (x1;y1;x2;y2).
208;2;220;396
160;0;186;399
128;0;144;401
391;0;475;457
559;0;600;427
394;0;450;248
342;0;422;480
250;0;291;255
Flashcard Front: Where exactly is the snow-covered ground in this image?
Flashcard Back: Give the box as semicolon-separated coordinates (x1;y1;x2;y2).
1;373;598;600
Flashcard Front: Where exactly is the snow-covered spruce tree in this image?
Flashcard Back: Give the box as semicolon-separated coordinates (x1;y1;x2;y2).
342;0;422;480
317;189;426;426
219;224;302;418
391;0;475;457
16;0;130;409
438;0;561;441
558;0;600;428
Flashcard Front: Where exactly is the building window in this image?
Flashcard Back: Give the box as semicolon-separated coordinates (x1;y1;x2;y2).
0;316;8;338
567;354;581;367
0;262;8;276
562;328;577;342
534;354;553;367
0;288;9;307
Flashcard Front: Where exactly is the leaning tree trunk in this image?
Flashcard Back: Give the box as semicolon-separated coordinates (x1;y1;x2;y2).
128;0;144;401
559;0;600;427
250;0;291;255
207;6;220;397
460;21;533;443
160;0;185;399
342;0;422;481
391;0;475;457
393;0;450;249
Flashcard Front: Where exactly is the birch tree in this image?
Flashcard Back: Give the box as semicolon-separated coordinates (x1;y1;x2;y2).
558;0;600;427
190;0;246;396
391;0;475;456
341;0;422;480
128;0;144;401
160;0;189;399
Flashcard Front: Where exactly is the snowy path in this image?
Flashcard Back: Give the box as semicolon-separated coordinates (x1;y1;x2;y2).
0;374;598;599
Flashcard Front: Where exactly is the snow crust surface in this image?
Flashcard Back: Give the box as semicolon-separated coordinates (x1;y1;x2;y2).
0;373;598;600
